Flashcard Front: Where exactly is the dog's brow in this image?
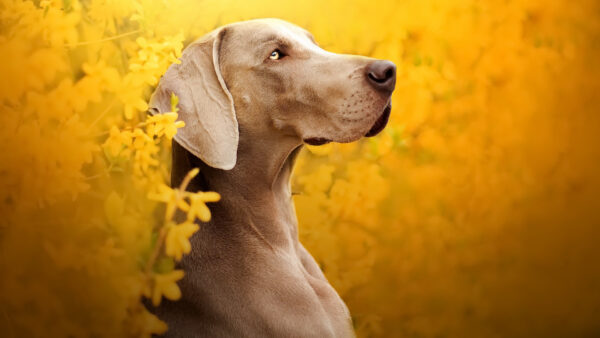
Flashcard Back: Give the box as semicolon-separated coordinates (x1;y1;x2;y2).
257;34;291;48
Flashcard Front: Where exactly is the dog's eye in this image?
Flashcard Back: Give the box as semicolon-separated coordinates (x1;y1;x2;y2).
269;49;284;60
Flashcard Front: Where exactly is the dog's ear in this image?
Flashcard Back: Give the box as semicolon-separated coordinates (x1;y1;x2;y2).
149;28;238;170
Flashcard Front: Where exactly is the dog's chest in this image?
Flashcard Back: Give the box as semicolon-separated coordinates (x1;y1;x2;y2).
170;234;354;337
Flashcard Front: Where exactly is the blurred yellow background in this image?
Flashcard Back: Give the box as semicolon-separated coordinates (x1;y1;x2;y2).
1;0;599;337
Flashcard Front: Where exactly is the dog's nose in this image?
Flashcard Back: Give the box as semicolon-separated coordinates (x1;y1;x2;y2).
366;60;396;93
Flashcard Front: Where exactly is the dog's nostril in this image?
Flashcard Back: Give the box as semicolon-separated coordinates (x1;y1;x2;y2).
384;68;394;80
369;68;394;83
366;60;397;92
368;72;383;83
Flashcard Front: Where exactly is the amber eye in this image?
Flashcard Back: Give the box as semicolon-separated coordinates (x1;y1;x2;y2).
269;49;283;60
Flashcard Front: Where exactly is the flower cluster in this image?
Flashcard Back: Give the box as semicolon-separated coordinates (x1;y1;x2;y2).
0;0;217;336
145;168;219;306
100;94;220;334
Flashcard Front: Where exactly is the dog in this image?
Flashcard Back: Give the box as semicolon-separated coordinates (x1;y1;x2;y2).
148;18;396;337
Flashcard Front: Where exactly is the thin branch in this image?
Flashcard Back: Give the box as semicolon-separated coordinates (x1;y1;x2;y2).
63;29;142;48
89;100;116;129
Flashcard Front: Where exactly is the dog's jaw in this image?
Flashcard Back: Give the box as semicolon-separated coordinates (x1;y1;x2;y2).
303;100;392;145
365;101;392;137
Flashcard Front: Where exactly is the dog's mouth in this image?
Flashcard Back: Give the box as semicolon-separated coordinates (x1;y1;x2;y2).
304;137;331;146
365;102;392;137
304;102;392;146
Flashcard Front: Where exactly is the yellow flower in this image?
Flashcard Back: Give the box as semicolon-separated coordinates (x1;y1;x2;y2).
131;128;152;150
82;60;121;90
146;112;185;140
133;143;159;175
117;76;149;119
151;270;184;306
147;183;189;220
186;191;220;222
165;221;199;261
103;126;132;157
138;309;168;336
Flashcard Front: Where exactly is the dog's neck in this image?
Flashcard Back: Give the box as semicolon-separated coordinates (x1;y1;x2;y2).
171;134;303;250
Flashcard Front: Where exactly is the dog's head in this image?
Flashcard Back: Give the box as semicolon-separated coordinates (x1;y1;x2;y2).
150;19;395;170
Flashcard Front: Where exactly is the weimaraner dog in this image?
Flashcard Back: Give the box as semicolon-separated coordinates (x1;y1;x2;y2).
148;18;396;337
